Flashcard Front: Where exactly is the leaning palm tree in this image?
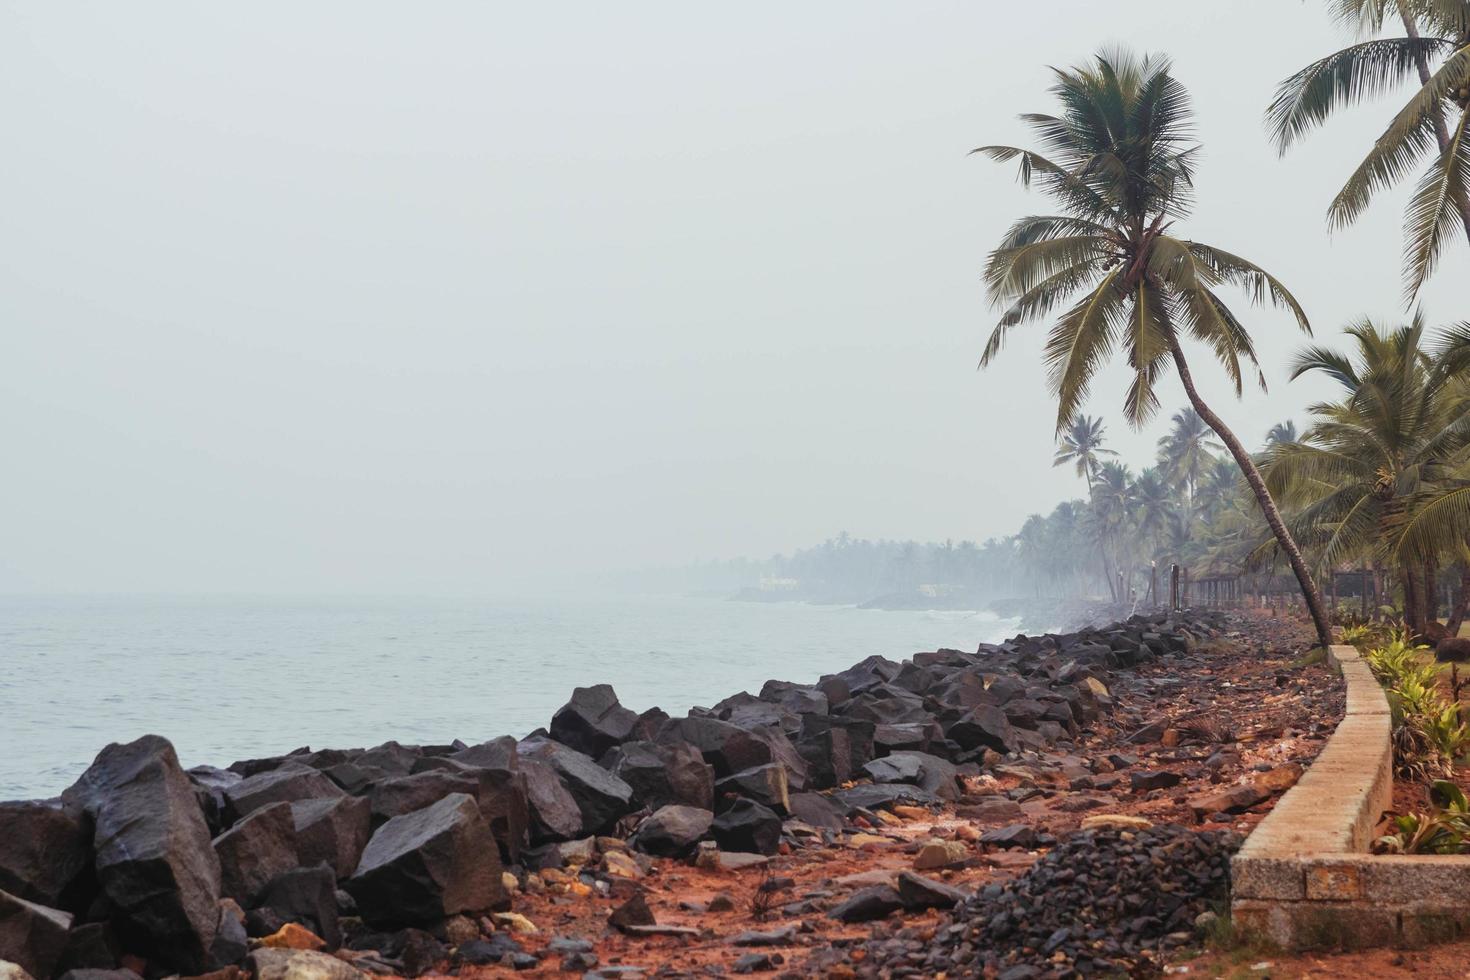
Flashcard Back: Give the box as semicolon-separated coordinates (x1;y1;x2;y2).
1053;413;1118;489
975;48;1333;646
1267;0;1470;301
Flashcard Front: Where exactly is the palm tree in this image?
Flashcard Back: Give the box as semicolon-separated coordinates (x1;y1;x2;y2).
1053;413;1118;489
1157;408;1223;510
1266;420;1299;445
1261;316;1470;633
1267;0;1470;300
975;48;1333;647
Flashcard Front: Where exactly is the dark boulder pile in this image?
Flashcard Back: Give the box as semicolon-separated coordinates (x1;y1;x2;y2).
864;823;1242;978
0;610;1222;978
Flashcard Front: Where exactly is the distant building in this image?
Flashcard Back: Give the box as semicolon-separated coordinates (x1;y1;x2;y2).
758;577;800;593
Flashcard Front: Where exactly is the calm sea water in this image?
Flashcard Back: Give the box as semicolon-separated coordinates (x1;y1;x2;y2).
0;593;1019;800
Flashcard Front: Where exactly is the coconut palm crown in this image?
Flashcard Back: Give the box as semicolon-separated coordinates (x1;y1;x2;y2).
976;48;1332;646
1268;0;1470;301
977;50;1311;433
1052;413;1118;488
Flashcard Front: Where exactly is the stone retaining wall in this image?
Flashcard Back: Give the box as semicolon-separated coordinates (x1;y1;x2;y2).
1232;644;1470;948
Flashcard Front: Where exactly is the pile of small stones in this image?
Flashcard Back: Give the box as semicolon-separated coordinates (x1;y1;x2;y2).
861;824;1242;979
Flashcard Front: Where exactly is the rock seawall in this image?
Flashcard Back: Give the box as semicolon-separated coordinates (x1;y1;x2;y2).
0;611;1252;978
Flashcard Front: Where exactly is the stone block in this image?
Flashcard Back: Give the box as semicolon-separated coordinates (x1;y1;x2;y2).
1304;859;1363;901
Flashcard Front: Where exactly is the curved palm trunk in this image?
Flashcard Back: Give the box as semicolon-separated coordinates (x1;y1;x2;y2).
1398;5;1470;243
1167;336;1333;649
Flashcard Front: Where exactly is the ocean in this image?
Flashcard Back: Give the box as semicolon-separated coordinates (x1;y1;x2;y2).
0;593;1021;800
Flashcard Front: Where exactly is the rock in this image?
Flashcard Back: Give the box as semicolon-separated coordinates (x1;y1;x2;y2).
728;925;797;947
252;866;340;950
600;850;643;880
367;770;483;825
492;911;539;934
0;801;93;911
1187;784;1269;816
733;953;774;973
55;971;141;980
291;797;372;879
453;935;521;966
913;840;969;870
550;685;640;758
954;797;1023;823
621;924;700;938
188;765;244;835
61;735;222;973
786;792;845;831
655;717;777;778
827;885;903;923
980;824;1037;850
715;764;789;813
861;751;960;801
946;705;1016;754
1080;814;1154;831
713;852;770;871
345;793;504;927
519;758;585;843
600;741;714;812
54;921;121;973
1254;764;1303;794
257;922;326;950
210;902;249;968
518;740;635;837
1130;770;1182;793
711;799;782;856
1127;719;1169;744
896;871;968;910
831;783;939;814
438;739;531;862
0;890;73;978
627;806;713;858
223;764;345;823
213;802;298;904
247;948;365;980
608;893;655;933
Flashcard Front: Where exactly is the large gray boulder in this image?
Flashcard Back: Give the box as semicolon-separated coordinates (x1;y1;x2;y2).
0;889;73;978
213;802;298;903
549;685;639;758
0;801;93;911
519;759;584;843
517;740;634;837
291;797;371;879
62;735;221;973
600;740;714;812
223;763;345;823
344;794;504;926
655;717;776;778
711;799;782;856
627;806;712;858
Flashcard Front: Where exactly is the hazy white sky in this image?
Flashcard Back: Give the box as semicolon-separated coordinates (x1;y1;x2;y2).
1;2;1462;593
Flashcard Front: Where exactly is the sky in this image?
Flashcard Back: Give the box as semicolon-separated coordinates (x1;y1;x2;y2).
1;1;1464;594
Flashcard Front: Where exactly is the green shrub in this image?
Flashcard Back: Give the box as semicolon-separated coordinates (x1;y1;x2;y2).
1376;781;1470;854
